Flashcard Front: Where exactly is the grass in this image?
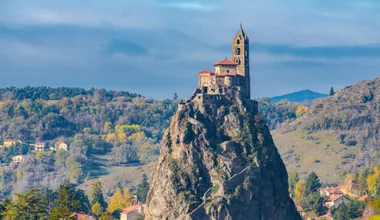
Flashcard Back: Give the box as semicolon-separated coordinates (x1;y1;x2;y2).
212;185;220;194
79;154;154;197
272;129;359;184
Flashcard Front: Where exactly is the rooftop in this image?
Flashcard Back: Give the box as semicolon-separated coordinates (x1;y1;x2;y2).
214;58;238;66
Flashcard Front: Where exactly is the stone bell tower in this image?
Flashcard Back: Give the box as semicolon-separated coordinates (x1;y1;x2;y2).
232;23;250;98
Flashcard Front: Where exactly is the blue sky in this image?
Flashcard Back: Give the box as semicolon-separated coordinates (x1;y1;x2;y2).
0;0;380;99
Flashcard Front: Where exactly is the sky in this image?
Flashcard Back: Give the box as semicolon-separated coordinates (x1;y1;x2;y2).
0;0;380;99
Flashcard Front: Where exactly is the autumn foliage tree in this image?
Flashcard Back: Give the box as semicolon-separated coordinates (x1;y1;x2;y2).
295;105;309;118
295;180;305;199
107;187;134;214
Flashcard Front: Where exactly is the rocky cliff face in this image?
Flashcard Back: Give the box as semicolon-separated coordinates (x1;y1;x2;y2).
145;91;301;220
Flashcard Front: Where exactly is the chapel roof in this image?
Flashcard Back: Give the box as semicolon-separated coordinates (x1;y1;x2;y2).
214;58;238;66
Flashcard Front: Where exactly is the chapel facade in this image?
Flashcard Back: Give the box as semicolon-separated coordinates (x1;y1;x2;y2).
197;24;251;99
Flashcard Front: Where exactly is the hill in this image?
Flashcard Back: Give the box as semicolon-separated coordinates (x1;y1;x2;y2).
270;89;328;103
0;86;179;197
273;77;380;183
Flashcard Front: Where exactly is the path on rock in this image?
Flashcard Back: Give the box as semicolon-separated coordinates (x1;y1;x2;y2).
189;166;252;216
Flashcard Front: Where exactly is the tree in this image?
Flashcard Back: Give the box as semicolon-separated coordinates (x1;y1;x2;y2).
92;202;103;217
305;172;322;194
332;203;350;220
3;188;48;219
295;105;308;118
50;184;83;219
0;197;11;218
107;188;128;214
288;172;299;197
330;87;335;96
123;187;134;206
367;167;380;194
40;187;57;214
295;180;305;199
173;93;178;100
300;192;325;216
91;180;107;209
348;200;365;219
99;211;114;220
137;174;150;202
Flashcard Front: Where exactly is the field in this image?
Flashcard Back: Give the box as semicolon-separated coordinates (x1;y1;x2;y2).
272;129;360;183
79;155;154;197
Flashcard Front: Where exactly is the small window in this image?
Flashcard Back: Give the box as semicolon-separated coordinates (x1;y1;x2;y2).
245;50;248;56
237;39;240;45
227;69;230;73
236;48;241;55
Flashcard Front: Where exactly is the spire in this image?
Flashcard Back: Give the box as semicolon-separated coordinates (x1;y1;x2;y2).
237;22;246;38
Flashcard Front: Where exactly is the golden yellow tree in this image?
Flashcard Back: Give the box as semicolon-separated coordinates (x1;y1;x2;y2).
108;188;128;213
295;180;305;198
123;187;134;207
367;168;380;193
91;202;103;216
295;105;309;118
104;122;113;133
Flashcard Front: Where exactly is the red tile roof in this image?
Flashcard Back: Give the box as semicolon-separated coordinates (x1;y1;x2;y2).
122;203;145;214
316;213;333;220
214;58;238;66
199;70;215;75
320;187;343;195
329;195;349;202
296;205;303;212
71;212;95;219
359;194;369;201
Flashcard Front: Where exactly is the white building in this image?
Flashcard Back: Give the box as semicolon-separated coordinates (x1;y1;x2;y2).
325;195;350;209
120;203;146;220
34;142;45;151
12;155;24;164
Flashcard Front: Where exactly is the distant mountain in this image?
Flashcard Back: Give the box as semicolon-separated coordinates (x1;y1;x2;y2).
270;89;328;103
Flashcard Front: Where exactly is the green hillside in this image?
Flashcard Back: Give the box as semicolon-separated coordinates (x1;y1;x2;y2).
273;77;380;183
0;87;178;197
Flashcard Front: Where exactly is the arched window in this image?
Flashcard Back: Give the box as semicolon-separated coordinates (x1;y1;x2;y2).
237;39;240;45
235;58;241;65
235;48;241;55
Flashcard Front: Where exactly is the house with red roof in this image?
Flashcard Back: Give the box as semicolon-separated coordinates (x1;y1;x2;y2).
358;194;369;201
319;187;344;197
70;212;96;220
325;195;350;209
120;203;146;220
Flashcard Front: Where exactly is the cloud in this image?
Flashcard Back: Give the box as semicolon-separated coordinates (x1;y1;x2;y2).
252;43;380;59
0;0;380;99
160;2;216;11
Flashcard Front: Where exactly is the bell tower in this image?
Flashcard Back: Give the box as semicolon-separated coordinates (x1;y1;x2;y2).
232;23;250;98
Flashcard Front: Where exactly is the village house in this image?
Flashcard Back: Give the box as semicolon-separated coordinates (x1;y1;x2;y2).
296;205;305;217
12;155;24;164
70;212;96;220
3;139;22;147
120;203;146;220
34;142;45;151
325;195;350;209
55;142;68;151
358;194;369;202
319;187;344;197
